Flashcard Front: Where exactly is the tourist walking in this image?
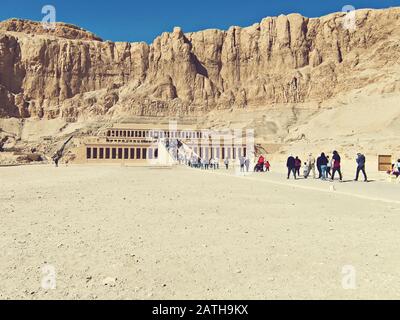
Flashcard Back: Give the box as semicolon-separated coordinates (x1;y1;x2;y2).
295;156;302;176
303;162;309;178
265;160;271;172
331;151;343;181
239;156;245;172
319;152;328;180
355;153;368;182
224;158;229;170
326;156;332;178
287;155;297;179
210;157;215;170
254;155;265;172
204;158;209;170
258;155;265;165
215;157;219;169
316;155;323;178
308;153;316;178
245;157;250;172
306;153;316;179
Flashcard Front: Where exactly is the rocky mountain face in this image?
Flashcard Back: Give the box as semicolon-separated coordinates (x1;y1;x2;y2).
0;8;399;121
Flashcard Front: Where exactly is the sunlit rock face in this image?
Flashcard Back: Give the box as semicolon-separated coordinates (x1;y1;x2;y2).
0;8;399;120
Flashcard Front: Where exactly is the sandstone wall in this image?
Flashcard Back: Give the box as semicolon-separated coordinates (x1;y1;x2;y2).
0;8;399;120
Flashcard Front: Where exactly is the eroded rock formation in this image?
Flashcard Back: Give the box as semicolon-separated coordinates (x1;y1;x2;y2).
0;8;399;121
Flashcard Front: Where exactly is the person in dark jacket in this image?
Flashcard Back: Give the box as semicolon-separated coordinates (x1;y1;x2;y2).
316;155;323;178
294;156;302;176
287;155;297;179
331;151;343;181
254;155;265;172
355;153;368;182
319;152;328;180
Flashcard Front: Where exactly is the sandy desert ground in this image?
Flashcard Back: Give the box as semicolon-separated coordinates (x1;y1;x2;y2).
1;163;400;300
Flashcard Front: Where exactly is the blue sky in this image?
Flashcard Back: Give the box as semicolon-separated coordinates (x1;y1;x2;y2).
1;0;399;43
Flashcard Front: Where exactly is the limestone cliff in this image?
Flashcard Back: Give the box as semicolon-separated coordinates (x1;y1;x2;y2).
0;8;399;121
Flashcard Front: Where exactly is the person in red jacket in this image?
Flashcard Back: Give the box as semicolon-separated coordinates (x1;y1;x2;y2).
265;160;271;172
254;155;265;172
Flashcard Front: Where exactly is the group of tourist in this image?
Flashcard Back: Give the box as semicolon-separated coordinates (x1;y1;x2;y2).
184;149;400;184
286;151;368;182
239;156;251;172
254;155;271;172
187;154;272;173
188;156;220;170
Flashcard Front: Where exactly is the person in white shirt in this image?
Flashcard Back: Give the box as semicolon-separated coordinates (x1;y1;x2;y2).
303;162;309;178
210;158;215;170
224;158;229;170
326;155;332;178
214;157;219;169
306;153;316;178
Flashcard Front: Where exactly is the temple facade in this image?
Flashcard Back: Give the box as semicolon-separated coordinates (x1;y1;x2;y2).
75;124;253;165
